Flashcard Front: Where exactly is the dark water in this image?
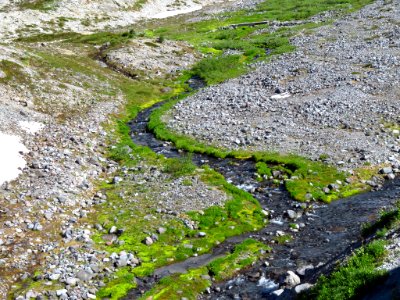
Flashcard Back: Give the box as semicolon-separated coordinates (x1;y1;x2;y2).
125;100;400;299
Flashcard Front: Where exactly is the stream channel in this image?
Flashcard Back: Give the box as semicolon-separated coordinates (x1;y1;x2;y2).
123;82;400;299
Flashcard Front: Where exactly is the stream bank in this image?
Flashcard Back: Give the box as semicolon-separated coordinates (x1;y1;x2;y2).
124;102;400;299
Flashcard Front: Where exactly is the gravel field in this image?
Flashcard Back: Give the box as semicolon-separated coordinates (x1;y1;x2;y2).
166;0;400;171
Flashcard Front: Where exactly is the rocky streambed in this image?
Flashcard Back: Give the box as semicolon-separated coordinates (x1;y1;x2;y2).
126;101;400;299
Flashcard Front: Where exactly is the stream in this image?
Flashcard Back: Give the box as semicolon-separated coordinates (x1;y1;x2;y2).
122;95;400;299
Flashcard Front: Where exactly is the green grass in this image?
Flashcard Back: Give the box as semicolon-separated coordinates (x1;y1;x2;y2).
163;154;197;178
142;239;270;299
139;267;211;300
307;240;388;300
19;0;58;11
362;202;400;238
255;162;273;177
95;99;265;299
208;239;270;281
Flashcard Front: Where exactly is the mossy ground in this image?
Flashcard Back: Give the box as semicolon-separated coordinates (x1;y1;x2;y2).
142;239;270;299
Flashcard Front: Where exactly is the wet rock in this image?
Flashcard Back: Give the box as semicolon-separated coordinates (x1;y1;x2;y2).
272;289;285;296
286;210;297;219
380;167;393;174
284;271;301;287
294;283;313;294
296;265;314;276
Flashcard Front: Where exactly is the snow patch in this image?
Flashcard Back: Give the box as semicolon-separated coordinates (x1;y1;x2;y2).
19;121;45;134
270;92;291;100
0;132;28;185
152;5;202;19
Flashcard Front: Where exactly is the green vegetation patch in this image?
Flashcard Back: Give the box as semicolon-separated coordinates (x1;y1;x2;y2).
0;59;31;86
142;239;269;299
19;0;58;11
148;97;372;202
362;202;400;238
307;240;388;300
95;90;265;299
208;239;270;281
140;267;210;300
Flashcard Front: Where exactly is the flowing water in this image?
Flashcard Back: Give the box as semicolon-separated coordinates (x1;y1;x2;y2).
124;99;400;299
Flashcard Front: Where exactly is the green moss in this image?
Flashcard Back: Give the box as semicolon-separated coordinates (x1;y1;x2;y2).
0;60;31;85
306;240;388;300
148;97;372;202
19;0;58;11
362;202;400;237
140;267;210;300
208;239;270;281
255;162;272;177
163;154;197;178
274;234;293;244
97;268;137;299
143;239;270;299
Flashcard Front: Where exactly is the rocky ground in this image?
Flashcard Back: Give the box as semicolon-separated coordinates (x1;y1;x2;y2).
104;39;201;79
0;1;257;299
166;0;400;172
0;0;225;39
1;0;399;299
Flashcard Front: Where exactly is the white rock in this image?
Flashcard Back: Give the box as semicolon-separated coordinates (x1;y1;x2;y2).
56;289;67;296
284;271;301;287
295;283;313;294
272;289;285;296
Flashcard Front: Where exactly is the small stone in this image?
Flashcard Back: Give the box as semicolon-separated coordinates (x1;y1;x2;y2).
198;232;207;237
143;236;153;245
66;277;78;286
380;167;393;174
284;271;301;287
109;226;117;234
387;173;396;180
286;210;297;219
76;270;92;282
49;273;61;281
296;265;314;276
157;227;167;234
112;176;122;184
295;283;313;294
87;293;96;299
272;289;285;296
56;289;67;297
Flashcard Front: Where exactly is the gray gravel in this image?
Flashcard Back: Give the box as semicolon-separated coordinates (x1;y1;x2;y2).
166;0;400;170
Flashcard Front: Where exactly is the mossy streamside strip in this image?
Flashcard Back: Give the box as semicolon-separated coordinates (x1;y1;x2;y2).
148;97;376;203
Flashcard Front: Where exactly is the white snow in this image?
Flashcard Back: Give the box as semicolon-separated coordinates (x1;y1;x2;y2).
19;120;45;134
270;92;291;100
0;132;28;185
152;5;202;19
